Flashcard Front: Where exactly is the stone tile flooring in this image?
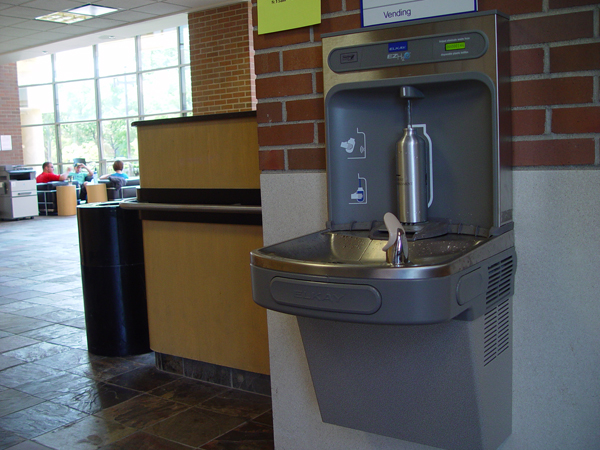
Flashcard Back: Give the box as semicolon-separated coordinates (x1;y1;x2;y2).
0;215;273;449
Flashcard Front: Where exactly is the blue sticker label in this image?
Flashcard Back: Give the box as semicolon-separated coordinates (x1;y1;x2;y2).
388;41;408;52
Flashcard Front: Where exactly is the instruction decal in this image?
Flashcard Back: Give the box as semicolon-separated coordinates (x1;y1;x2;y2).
340;128;367;159
350;173;367;204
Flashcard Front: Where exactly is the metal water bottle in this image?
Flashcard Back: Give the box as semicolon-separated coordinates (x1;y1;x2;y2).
397;95;428;224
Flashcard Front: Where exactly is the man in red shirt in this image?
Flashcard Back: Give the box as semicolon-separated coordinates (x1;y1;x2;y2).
36;162;71;183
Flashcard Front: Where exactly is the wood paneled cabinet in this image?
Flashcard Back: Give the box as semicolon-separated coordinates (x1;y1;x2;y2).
134;112;269;375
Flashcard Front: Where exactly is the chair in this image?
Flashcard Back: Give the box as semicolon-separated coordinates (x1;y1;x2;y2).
37;180;82;215
98;177;140;200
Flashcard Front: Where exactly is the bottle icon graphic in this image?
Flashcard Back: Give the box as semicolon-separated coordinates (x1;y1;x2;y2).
350;174;367;204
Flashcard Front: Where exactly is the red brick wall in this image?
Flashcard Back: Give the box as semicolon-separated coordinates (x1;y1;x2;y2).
253;1;600;170
0;63;24;165
189;2;256;115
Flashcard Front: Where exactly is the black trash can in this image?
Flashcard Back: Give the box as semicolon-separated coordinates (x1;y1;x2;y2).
77;201;150;357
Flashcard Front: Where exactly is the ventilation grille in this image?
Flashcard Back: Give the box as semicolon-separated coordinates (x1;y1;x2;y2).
486;255;514;306
484;299;510;366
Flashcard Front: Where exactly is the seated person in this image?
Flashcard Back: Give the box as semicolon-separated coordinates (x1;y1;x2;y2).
69;162;93;201
100;160;129;180
36;162;71;183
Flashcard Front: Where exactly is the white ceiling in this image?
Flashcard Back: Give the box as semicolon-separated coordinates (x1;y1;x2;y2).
0;0;238;64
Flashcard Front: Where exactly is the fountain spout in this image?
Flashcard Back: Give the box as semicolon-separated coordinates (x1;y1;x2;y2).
382;212;409;266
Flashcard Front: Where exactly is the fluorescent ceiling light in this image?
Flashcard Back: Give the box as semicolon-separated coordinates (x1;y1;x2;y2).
69;4;118;16
35;12;92;24
35;4;117;24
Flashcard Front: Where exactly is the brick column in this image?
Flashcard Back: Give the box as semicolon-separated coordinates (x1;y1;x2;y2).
189;2;256;115
0;63;24;165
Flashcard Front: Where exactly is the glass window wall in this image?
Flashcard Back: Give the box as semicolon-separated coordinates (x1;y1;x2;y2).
142;68;181;115
19;85;54;125
55;47;94;82
59;122;99;164
56;80;96;122
98;38;136;77
140;29;178;71
99;75;138;119
16;54;52;85
17;25;191;177
22;125;56;166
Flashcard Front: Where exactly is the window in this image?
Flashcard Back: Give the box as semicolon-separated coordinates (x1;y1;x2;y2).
101;119;130;159
17;25;191;177
22;125;56;166
16;54;51;85
19;85;54;125
140;29;178;71
142;68;181;115
98;38;136;77
54;47;94;82
59;122;99;164
99;75;138;119
57;80;96;122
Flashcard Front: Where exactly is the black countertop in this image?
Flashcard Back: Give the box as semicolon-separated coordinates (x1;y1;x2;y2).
132;110;256;128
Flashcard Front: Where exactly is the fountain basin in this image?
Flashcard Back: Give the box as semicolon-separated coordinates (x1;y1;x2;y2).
250;229;516;324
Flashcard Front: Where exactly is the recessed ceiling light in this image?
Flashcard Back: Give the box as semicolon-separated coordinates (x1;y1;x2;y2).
35;12;92;24
69;4;118;16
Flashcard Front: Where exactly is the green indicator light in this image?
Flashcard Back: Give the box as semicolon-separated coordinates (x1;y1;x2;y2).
445;42;466;51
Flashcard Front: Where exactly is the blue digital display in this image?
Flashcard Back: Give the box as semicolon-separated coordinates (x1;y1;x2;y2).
388;41;408;52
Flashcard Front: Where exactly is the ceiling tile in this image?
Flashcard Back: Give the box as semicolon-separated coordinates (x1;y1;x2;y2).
165;0;207;7
21;0;85;12
71;17;130;29
11;19;65;30
1;6;53;19
31;30;81;42
0;41;25;51
1;35;48;48
106;10;154;22
95;0;159;8
0;0;31;6
133;2;187;15
0;15;27;25
43;23;93;36
13;34;49;44
0;26;36;37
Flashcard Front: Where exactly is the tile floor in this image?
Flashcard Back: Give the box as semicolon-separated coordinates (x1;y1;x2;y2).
0;215;274;450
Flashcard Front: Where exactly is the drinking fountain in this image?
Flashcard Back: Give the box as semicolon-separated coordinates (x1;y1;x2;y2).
251;11;515;450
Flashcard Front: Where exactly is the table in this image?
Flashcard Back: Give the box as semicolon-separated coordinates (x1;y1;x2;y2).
56;185;77;216
87;184;108;203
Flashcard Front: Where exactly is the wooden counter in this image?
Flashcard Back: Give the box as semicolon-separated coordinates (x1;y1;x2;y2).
135;112;260;190
134;111;269;375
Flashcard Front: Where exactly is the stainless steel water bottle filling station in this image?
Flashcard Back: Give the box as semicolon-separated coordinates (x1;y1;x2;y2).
251;11;516;450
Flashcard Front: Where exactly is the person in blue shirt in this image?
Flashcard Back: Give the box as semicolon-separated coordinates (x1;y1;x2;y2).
69;162;93;202
70;162;93;185
100;160;129;180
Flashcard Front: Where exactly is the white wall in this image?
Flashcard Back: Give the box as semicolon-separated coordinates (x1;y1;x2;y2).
260;170;600;450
